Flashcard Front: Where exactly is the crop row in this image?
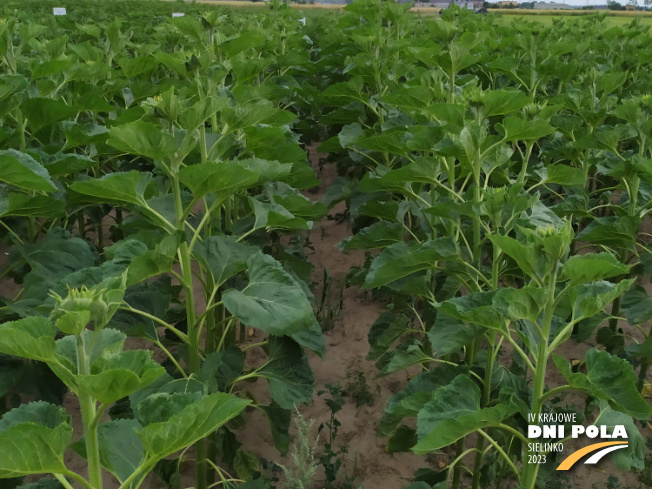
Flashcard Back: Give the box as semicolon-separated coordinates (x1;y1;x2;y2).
0;1;650;489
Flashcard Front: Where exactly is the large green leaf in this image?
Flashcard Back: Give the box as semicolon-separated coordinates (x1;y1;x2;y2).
413;375;516;454
22;98;78;133
178;162;259;200
501;117;554;141
78;419;145;483
0;150;56;192
137;392;250;459
492;287;545;324
594;402;645;471
568;280;634;320
341;222;404;250
0;402;72;477
258;336;314;409
107;121;177;161
435;292;504;331
0;192;64;218
69;171;151;206
561;253;629;285
429;314;483;356
222;253;316;336
0;317;56;362
576;216;641;249
553;350;652;420
77;350;166;404
489;235;540;282
481;89;530;117
622;285;652;325
364;238;459;289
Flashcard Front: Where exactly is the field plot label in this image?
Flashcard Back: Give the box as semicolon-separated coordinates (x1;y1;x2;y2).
172;12;185;17
53;7;66;15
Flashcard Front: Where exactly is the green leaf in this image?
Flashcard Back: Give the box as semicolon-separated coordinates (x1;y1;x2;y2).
492;287;545;324
554;350;652;420
259;403;290;455
234;450;259;480
561;253;629;285
76;350;166;404
223;253;317;337
367;313;412;362
594;402;645;471
387;425;418;453
569;280;634;320
429;314;483;356
576;216;641;249
70;171;151;206
107;121;177;161
84;419;145;483
435;292;504;331
0;192;63;219
540;165;586;187
622;285;652;325
179;96;229;131
22;98;78;133
193;236;257;287
364;238;459;289
0;402;72;477
481;89;530;117
501;117;554;141
258;336;314;409
382;340;433;375
178;162;259;200
0;150;57;192
137;392;250;459
62;122;110;150
413;375;516;454
489;235;540;282
0;317;56;362
341;222;404;250
126;234;180;286
44;154;96;178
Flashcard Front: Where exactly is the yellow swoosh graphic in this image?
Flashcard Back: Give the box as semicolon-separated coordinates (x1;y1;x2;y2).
556;441;628;470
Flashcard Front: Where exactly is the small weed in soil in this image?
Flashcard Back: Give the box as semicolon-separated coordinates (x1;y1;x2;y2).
343;369;379;408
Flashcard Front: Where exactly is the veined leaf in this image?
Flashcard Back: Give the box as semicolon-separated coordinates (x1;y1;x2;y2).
138;392;250;460
0;150;57;192
258;336;314;409
223;253;317;336
70;171;151;206
178;162;259;200
107;121;177;161
364;238;459;289
193;235;257;287
561;253;629;285
413;375;516;454
554;350;652;420
0;317;56;362
22;98;78;133
0;402;72;477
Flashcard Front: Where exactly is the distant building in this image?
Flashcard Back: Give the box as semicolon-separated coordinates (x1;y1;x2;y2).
533;1;573;8
498;1;518;6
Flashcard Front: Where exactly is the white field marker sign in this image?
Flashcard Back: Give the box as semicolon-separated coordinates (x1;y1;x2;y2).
53;7;67;15
172;12;185;17
299;17;306;26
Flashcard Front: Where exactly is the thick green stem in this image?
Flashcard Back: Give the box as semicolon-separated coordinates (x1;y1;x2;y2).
77;335;102;489
522;267;557;489
451;438;465;489
471;333;496;489
172;175;205;489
